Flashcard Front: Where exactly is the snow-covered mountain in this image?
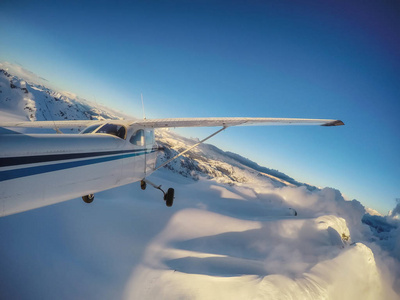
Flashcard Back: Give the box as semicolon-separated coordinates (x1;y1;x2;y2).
0;68;122;124
156;131;318;190
1;66;399;300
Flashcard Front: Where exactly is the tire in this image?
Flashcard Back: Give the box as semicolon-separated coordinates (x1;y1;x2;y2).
82;194;94;203
165;188;174;207
140;180;147;190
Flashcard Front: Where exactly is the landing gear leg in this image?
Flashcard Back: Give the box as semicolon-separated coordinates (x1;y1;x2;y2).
82;194;94;203
142;178;175;207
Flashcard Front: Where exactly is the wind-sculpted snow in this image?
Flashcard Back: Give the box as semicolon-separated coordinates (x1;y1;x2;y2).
0;68;399;299
122;174;396;299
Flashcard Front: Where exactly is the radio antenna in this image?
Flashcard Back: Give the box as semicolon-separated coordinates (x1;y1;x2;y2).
43;96;62;134
141;93;146;120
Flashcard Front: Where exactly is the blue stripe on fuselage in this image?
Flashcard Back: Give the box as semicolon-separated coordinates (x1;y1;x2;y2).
0;150;155;182
0;148;158;167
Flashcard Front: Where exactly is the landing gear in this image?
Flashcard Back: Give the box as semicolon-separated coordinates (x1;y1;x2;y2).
140;180;147;190
141;179;175;207
164;188;174;207
82;194;94;203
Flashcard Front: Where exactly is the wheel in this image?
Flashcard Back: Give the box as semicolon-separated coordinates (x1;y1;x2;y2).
140;180;147;190
82;194;94;203
164;188;174;207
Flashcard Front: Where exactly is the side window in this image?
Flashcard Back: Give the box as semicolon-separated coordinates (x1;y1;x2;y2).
130;130;144;146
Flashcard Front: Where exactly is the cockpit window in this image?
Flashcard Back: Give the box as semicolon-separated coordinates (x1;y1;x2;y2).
130;129;144;146
81;124;101;134
96;124;126;139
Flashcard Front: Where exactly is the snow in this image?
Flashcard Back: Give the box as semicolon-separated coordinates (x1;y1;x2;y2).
1;67;400;299
366;207;383;216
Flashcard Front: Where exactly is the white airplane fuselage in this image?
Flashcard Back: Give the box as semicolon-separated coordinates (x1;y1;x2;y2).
0;127;158;217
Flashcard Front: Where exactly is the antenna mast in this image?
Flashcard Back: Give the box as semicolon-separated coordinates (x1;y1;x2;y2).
141;93;146;120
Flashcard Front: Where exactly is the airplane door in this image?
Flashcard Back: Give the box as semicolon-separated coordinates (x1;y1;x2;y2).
128;129;146;178
129;129;155;177
144;131;147;175
144;129;156;175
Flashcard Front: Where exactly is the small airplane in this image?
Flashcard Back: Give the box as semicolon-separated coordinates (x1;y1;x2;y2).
0;117;344;217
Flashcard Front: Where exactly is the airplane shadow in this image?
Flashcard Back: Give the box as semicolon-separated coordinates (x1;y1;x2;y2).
187;190;297;221
165;255;268;277
163;219;345;278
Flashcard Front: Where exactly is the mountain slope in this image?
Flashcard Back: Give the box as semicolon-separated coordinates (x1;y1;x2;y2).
0;68;122;124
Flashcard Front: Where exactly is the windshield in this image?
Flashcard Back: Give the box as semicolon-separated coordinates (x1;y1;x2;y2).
81;124;101;134
95;124;126;139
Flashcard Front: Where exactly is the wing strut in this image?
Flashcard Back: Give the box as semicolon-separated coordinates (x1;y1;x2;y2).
154;126;228;171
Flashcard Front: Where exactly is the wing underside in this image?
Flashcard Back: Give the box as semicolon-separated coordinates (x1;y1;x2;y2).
0;120;102;128
132;117;344;128
0;117;344;129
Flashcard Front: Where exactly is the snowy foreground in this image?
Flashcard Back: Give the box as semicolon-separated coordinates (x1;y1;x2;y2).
1;171;399;299
1;65;400;299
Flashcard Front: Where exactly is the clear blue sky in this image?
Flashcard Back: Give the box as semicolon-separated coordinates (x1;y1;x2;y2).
1;0;399;214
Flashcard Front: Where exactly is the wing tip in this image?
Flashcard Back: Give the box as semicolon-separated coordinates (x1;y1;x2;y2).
322;120;345;126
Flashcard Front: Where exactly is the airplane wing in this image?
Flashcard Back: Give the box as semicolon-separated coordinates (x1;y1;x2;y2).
0;118;344;129
0;120;110;128
132;117;344;128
